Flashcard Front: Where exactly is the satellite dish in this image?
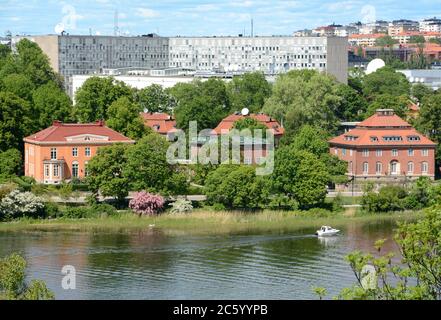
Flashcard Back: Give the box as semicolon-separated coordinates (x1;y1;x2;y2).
366;59;385;75
54;23;65;34
241;108;250;116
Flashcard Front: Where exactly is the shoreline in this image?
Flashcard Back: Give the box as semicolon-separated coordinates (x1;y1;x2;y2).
0;210;421;235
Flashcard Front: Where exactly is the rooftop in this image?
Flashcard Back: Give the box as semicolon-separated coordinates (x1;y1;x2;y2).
213;113;284;136
140;112;177;135
24;120;134;144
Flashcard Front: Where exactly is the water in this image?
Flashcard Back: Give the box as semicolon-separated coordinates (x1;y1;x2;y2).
0;219;401;300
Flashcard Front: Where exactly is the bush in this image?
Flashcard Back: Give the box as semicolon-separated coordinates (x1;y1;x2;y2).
43;202;60;219
169;199;193;214
299;208;335;218
0;183;17;201
129;191;165;216
361;185;408;213
0;190;45;220
61;206;95;219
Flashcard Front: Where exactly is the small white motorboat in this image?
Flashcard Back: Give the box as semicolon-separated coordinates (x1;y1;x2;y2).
315;226;340;237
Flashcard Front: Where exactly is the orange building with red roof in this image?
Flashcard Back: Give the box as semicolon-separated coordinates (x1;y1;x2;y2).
329;109;436;181
140;112;177;140
24;120;134;184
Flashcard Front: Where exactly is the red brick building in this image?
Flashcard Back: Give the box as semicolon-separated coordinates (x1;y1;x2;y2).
24;121;134;184
329;109;437;181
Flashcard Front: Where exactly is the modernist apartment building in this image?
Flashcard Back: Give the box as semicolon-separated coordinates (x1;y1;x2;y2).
169;36;348;83
13;34;348;89
329;109;436;181
12;34;169;94
23;120;134;184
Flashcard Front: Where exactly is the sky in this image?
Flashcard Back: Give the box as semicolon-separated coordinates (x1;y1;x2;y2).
1;0;441;37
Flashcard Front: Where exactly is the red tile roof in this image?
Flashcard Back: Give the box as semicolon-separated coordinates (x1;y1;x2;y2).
140;112;177;135
24;120;134;144
213;113;285;136
329;110;436;147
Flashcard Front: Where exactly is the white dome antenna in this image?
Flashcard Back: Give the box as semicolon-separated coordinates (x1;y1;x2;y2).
241;108;250;116
366;58;385;75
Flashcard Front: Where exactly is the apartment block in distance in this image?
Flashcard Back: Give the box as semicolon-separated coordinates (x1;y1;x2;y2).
169;36;348;83
11;34;169;94
329;109;436;182
13;34;348;87
24;120;134;184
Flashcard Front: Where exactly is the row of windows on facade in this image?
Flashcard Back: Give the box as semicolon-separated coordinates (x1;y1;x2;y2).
351;161;430;175
61;53;167;60
50;147;91;160
336;148;430;157
345;135;421;142
177;44;325;51
171;61;326;68
60;44;168;51
44;162;88;179
170;53;327;60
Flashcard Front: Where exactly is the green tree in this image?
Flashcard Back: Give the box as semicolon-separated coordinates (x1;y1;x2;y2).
0;92;29;152
135;84;176;113
338;207;441;300
106;96;147;140
272;147;330;209
334;83;368;121
124;134;188;194
74;77;133;122
227;72;272;113
366;94;410;118
0;73;35;102
412;83;433;102
262;70;341;136
14;39;57;87
362;66;411;99
86;143;130;203
205;165;269;209
0;149;22;177
233;117;268;137
375;35;398;48
32;81;72;128
0;253;54;300
171;79;231;131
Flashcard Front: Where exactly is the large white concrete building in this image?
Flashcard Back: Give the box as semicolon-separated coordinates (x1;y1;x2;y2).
12;34;348;94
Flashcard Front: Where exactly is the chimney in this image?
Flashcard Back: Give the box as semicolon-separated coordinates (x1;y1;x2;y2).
52;120;62;127
96;119;105;126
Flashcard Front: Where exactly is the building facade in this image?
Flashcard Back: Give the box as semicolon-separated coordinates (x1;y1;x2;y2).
23;120;134;184
13;34;348;90
329;109;436;181
169;36;348;83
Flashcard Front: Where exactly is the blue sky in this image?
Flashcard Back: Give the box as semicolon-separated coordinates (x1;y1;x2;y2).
1;0;441;37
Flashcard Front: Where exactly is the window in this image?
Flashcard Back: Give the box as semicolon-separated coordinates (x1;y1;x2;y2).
50;148;57;160
72;162;79;178
85;147;91;157
376;162;382;174
349;161;353;173
390;161;399;175
85;161;89;177
44;164;50;177
392;149;398;157
376;149;382;157
53;164;59;177
72;147;78;157
363;162;369;175
349;149;353;156
408;148;414;156
422;162;429;174
244;157;252;165
422;149;429;156
362;149;369;157
408;162;414;174
342;148;346;156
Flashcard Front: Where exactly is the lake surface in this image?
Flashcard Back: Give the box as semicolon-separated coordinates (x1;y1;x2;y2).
0;220;402;300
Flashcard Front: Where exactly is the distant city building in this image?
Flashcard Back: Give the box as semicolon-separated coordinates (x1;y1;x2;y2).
348;33;385;47
348;51;369;69
388;20;419;36
420;17;441;32
23;120;134;184
329;109;436;181
359;20;389;35
13;34;349;92
169;36;348;83
398;69;441;90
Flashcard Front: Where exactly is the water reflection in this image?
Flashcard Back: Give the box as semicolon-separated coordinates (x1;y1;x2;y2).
0;220;401;300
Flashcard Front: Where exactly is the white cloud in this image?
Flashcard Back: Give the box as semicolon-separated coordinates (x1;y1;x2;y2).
136;8;160;18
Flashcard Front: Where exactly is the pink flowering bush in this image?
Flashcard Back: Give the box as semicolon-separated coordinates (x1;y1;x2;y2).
129;191;165;216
